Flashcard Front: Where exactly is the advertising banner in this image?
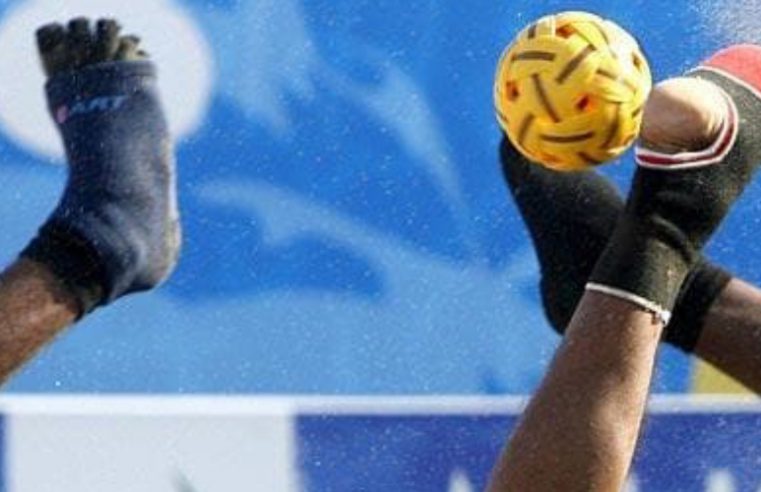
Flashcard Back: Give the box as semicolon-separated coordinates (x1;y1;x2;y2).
1;397;759;491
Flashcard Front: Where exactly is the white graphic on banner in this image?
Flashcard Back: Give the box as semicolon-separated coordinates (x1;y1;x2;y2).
188;180;550;391
449;469;475;492
624;475;640;492
706;469;736;492
0;0;214;159
204;0;468;222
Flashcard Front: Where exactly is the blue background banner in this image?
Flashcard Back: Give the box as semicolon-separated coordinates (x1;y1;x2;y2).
0;0;754;393
298;415;508;491
298;410;761;491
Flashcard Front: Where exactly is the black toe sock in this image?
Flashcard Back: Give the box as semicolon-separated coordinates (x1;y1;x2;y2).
501;137;731;352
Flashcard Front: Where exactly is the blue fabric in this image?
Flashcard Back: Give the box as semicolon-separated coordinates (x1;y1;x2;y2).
38;61;179;305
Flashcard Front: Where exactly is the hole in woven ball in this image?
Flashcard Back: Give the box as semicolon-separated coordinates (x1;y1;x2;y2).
632;54;644;71
557;25;575;39
506;81;520;101
576;94;593;112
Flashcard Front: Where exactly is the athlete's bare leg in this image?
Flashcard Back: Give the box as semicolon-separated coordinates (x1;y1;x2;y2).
489;293;664;491
490;46;761;490
0;260;79;383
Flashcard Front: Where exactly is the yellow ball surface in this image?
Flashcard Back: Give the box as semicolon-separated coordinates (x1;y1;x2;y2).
494;11;652;171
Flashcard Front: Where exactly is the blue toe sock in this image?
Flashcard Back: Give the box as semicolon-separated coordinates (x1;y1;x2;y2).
23;61;181;313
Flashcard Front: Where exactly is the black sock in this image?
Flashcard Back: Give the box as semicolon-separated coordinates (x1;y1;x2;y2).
501;137;731;352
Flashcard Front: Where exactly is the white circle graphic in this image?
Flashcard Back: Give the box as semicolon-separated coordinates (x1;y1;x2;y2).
0;0;214;160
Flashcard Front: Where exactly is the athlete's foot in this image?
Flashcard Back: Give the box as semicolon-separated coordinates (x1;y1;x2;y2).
501;138;623;331
23;18;180;313
640;77;728;154
36;17;147;77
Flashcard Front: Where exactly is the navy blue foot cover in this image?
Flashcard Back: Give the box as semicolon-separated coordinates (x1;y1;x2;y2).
23;61;180;314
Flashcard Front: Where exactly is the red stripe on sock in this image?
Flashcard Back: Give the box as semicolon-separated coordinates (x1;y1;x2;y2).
635;93;737;169
702;44;761;93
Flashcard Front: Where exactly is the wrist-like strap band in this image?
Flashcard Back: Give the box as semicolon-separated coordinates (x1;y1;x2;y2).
586;282;672;325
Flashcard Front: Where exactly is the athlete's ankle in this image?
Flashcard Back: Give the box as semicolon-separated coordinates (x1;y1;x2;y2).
640;77;728;154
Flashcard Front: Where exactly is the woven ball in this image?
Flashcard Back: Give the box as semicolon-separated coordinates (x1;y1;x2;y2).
494;11;652;171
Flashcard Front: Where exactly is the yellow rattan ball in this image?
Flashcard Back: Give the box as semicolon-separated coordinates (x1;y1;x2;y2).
494;11;652;171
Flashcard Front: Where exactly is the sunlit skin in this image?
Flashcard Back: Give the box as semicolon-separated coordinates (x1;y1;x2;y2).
488;78;749;491
640;77;728;154
0;260;80;384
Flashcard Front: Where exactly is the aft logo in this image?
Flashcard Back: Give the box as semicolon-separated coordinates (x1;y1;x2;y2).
55;95;129;124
